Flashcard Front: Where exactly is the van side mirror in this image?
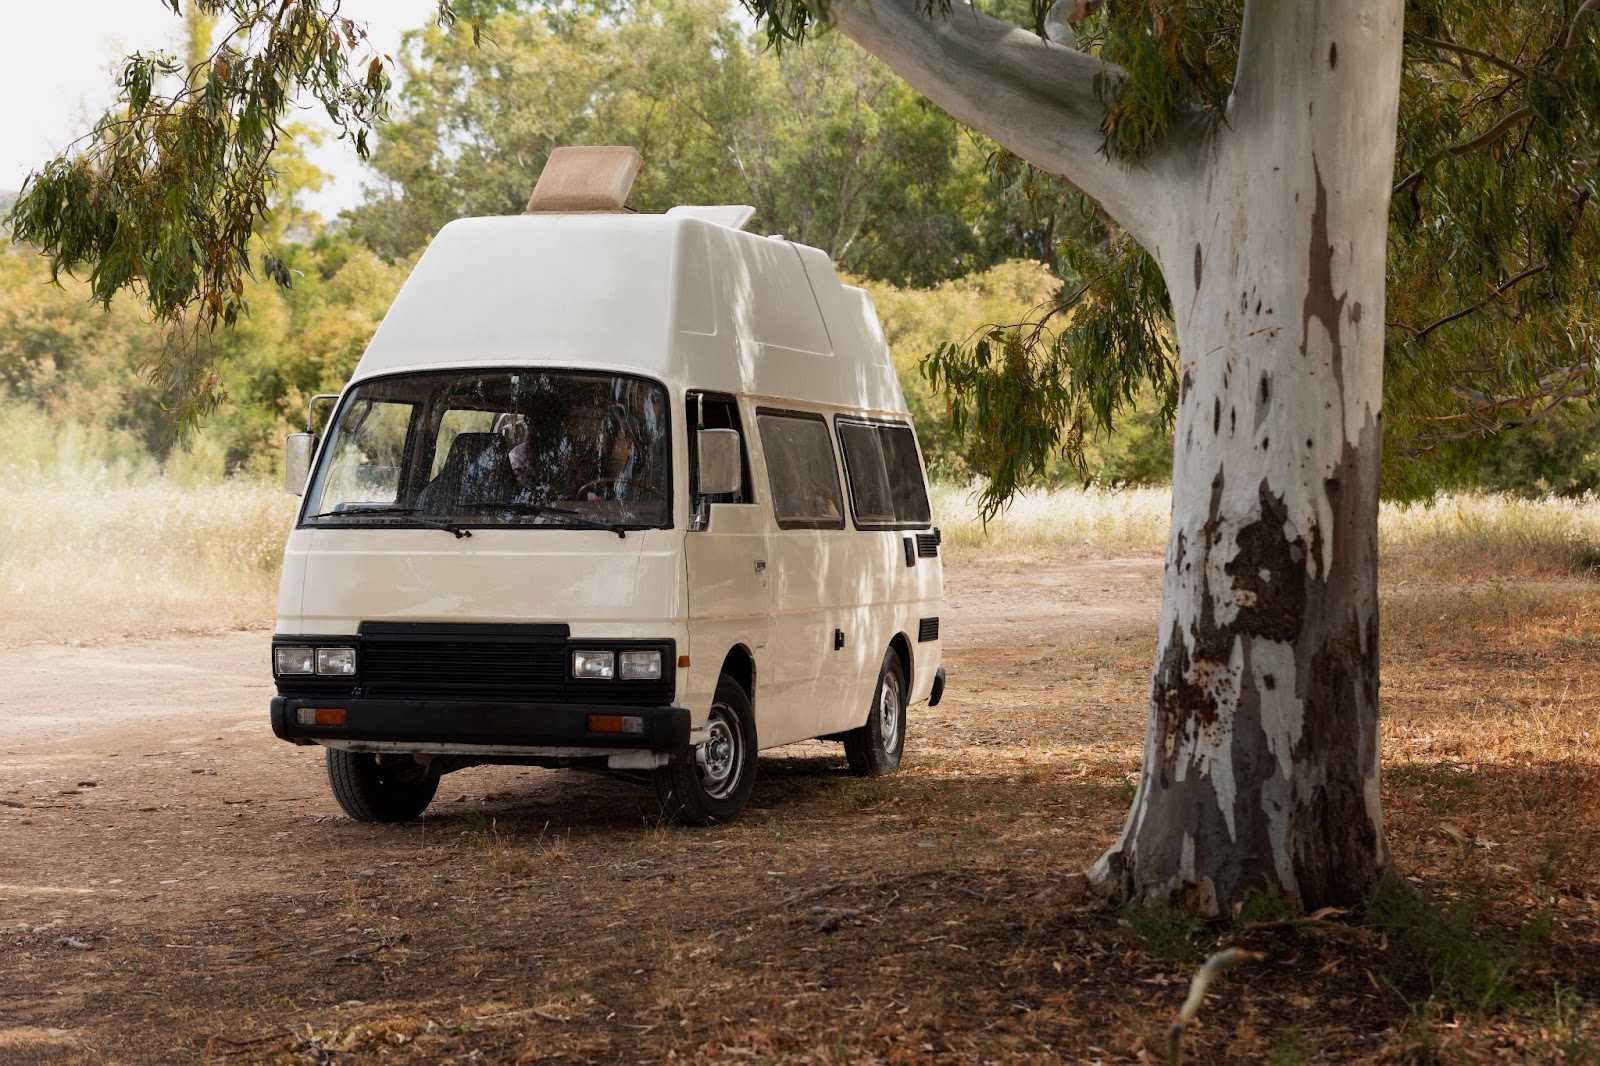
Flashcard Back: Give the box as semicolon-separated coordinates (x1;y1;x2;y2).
285;433;317;496
696;428;742;496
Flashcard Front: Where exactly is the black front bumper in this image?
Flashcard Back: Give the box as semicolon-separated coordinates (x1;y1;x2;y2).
271;696;692;752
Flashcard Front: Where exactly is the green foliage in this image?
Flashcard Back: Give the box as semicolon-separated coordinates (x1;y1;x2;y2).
1269;1028;1314;1066
0;233;406;479
3;0;453;436
348;0;1001;286
859;259;1059;479
1234;887;1298;926
1462;403;1600;498
1083;0;1238;160
1383;3;1600;496
925;329;1083;520
924;221;1176;519
9;0;1600;511
1116;899;1205;963
1365;878;1523;1017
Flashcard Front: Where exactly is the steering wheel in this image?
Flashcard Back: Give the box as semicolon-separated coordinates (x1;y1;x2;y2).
572;477;666;502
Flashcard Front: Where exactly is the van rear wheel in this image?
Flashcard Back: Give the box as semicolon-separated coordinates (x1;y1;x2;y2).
325;749;439;822
844;650;906;777
653;674;757;826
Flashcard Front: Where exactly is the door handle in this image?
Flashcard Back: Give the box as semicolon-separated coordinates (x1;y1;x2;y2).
754;559;767;573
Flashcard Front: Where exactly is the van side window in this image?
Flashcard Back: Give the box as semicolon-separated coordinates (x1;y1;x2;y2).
836;419;933;530
757;410;846;530
686;392;752;505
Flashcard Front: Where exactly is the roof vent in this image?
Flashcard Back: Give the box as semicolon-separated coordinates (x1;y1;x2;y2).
666;205;756;231
524;146;643;214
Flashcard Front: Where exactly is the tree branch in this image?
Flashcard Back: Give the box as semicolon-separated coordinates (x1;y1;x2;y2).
1393;107;1531;196
822;0;1180;249
1386;262;1549;341
1406;33;1530;80
1394;1;1599;197
1416;373;1595;446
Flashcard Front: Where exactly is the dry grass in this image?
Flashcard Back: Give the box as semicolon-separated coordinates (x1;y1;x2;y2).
0;479;297;644
3;471;1598;646
932;482;1173;552
935;482;1600;577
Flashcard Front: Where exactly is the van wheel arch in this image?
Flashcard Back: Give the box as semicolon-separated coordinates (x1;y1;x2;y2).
719;645;755;702
888;633;912;696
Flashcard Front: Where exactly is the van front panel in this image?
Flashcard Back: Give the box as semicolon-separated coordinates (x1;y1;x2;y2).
288;527;685;631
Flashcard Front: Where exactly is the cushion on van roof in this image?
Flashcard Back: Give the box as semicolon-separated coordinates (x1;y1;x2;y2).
525;147;643;214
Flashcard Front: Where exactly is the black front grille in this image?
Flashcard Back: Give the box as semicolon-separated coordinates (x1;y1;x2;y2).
351;622;673;705
918;617;940;643
361;639;566;699
916;529;942;557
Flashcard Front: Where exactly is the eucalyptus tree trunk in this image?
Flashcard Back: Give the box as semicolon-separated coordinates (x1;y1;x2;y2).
830;0;1404;912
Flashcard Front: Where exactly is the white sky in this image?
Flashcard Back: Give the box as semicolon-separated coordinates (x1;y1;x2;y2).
0;0;443;219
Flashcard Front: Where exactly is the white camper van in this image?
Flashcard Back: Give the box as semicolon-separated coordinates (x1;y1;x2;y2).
270;148;946;826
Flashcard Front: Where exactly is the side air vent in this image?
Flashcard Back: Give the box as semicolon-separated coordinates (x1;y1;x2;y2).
917;617;940;643
916;528;942;558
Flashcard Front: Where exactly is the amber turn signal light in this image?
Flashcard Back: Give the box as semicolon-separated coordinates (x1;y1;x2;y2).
295;707;347;727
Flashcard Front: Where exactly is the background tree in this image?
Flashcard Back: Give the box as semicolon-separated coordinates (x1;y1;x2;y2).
347;0;1009;285
5;0;406;435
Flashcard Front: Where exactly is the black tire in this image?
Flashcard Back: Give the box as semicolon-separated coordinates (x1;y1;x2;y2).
325;748;439;822
653;673;758;826
844;650;907;777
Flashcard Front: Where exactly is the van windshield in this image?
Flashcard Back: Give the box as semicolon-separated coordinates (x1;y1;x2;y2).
303;370;671;531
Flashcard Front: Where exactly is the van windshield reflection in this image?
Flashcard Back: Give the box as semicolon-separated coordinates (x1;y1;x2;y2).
303;370;671;531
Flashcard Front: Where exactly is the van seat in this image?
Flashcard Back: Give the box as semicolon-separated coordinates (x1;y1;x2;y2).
419;433;514;514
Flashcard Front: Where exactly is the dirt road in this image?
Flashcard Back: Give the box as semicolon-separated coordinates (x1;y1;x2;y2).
1;552;1166;1064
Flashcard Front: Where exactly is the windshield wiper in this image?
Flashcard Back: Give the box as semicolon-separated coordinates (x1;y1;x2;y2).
456;502;629;539
303;506;472;538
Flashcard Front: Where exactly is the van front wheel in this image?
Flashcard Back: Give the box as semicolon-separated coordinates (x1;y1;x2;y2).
325;749;439;822
654;674;757;826
844;651;906;777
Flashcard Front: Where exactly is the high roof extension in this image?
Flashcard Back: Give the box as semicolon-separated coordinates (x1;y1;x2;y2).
351;148;903;414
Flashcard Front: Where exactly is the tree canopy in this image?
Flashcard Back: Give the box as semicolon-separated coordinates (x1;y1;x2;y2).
914;2;1600;508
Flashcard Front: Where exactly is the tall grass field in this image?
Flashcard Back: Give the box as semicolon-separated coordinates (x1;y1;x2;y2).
3;449;1597;644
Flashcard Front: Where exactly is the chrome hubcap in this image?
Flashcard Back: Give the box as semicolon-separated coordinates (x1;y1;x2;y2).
695;703;744;800
878;671;902;751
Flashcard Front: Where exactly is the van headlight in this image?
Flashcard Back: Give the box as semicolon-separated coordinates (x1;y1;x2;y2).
275;646;315;675
618;650;662;680
275;645;357;677
315;647;357;676
571;650;616;679
569;644;670;682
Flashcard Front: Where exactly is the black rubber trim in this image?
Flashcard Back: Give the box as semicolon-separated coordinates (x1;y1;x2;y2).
271;697;692;753
359;621;570;641
929;667;947;708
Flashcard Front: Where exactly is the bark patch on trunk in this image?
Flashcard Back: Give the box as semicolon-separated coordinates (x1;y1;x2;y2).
1300;159;1347;392
1286;413;1387;907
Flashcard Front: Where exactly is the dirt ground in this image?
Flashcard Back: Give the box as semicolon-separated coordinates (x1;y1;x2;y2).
3;547;1598;1064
